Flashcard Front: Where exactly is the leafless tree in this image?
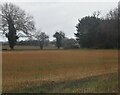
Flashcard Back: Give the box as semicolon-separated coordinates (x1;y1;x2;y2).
0;3;35;49
34;29;49;49
53;31;65;49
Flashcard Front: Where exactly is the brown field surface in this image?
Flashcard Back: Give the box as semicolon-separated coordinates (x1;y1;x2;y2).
2;50;118;93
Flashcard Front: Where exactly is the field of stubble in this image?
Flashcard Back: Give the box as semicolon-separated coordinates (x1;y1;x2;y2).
2;50;118;93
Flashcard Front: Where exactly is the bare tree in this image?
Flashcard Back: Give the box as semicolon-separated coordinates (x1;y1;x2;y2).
35;30;49;49
0;3;35;49
53;31;65;49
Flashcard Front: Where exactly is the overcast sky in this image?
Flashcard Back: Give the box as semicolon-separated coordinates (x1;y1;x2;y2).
0;0;118;41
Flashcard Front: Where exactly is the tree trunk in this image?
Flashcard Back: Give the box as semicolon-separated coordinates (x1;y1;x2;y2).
57;46;60;49
39;40;44;50
7;15;17;50
40;46;43;50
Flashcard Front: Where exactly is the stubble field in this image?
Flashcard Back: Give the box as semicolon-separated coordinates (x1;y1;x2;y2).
2;49;118;93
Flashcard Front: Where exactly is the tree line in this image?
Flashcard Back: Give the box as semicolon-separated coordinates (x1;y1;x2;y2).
75;8;119;49
0;3;119;50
